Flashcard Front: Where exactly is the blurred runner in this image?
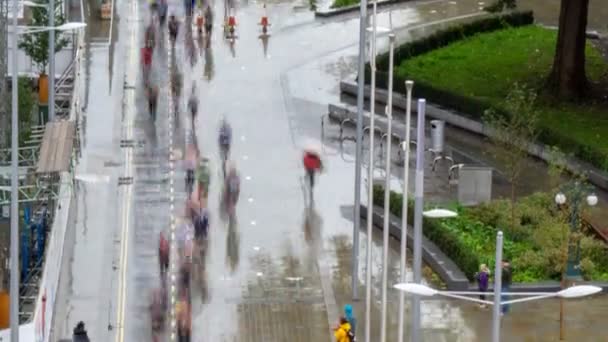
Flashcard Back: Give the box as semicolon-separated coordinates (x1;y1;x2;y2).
188;83;199;128
260;3;269;34
176;295;192;342
204;5;213;36
141;46;153;86
218;117;232;176
159;0;168;25
159;231;170;277
149;288;165;340
223;162;240;216
169;15;179;47
147;84;159;121
303;144;323;196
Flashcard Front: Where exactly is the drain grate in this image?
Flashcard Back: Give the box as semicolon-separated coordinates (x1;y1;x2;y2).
118;177;133;185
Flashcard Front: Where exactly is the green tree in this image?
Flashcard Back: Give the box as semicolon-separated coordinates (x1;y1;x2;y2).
18;0;69;74
483;83;539;234
6;78;37;146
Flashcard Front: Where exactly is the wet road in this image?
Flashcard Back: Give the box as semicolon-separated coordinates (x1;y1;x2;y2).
51;0;607;341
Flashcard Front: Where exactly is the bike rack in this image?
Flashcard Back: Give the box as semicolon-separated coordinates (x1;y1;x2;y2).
448;163;465;186
429;149;455;172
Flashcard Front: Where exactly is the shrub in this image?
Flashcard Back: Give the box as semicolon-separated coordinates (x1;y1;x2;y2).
372;185;481;279
372;185;608;282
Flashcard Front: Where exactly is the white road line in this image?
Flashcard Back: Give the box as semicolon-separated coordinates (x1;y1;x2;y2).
114;0;138;340
167;33;178;342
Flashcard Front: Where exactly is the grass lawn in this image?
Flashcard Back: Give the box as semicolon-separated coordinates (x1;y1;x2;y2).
396;25;608;166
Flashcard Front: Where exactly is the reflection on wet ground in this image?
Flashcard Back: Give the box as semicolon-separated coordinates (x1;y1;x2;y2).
63;0;608;340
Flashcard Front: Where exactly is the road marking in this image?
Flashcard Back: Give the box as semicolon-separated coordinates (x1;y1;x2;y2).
167;33;178;342
114;0;138;341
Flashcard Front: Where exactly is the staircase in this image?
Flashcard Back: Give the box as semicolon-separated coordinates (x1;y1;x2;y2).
19;259;43;322
54;58;76;118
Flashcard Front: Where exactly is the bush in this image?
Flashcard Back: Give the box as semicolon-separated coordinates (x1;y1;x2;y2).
372;185;482;280
373;185;608;282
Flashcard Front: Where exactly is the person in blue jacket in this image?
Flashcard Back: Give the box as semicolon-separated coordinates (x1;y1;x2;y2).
344;304;356;336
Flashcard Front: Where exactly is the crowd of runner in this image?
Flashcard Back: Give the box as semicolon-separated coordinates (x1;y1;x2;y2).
138;0;325;340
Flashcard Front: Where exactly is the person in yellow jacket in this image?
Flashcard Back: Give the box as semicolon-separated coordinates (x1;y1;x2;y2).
333;317;352;342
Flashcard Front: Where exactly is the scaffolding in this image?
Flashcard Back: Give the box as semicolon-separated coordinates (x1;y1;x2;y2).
0;0;8;148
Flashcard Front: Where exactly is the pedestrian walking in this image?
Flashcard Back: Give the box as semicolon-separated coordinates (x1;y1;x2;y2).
475;264;490;308
72;321;90;342
344;304;357;336
333;317;354;342
501;260;513;315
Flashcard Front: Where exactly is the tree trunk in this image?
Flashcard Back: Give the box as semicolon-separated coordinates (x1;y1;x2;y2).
547;0;590;100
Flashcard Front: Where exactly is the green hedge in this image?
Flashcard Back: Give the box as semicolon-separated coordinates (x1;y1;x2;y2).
372;185;481;280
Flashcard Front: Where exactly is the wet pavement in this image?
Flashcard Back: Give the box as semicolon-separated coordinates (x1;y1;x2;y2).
282;2;608;342
51;0;608;341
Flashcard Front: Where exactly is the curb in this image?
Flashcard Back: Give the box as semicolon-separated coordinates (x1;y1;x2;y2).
360;204;470;291
339;79;608;193
314;0;412;18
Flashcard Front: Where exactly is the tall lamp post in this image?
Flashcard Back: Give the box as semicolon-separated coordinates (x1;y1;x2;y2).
379;32;395;342
554;184;598;280
410;98;458;342
363;0;378;340
351;0;368;301
10;19;86;341
396;80;413;342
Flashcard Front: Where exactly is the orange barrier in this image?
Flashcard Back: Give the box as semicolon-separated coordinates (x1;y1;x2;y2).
0;291;9;329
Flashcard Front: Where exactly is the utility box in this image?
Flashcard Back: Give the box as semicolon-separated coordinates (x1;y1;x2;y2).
458;166;492;206
430;120;445;153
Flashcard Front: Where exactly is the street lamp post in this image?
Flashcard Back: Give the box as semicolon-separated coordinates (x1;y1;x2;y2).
379;33;395;342
409;99;458;342
395;231;602;342
492;231;503;342
9;20;85;341
363;0;378;340
351;0;368;301
554;185;598;280
397;80;413;342
554;185;598;340
410;98;426;342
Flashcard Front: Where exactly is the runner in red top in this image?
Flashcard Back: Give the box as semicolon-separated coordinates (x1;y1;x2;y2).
303;150;323;189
